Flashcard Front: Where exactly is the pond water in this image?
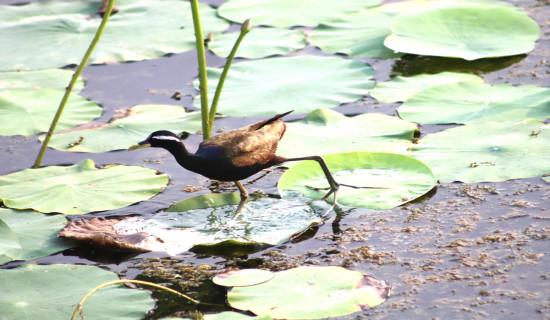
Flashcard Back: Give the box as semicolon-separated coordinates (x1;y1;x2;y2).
1;0;550;319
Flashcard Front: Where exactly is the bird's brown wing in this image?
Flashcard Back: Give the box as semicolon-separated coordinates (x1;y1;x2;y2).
199;118;286;168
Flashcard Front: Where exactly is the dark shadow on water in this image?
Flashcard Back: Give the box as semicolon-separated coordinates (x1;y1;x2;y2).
393;54;526;77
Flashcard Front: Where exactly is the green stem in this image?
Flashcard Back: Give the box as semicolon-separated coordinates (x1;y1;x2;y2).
32;0;115;168
208;19;252;135
190;0;210;139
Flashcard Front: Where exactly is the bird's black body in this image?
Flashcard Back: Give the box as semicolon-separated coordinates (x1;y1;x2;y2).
129;111;339;218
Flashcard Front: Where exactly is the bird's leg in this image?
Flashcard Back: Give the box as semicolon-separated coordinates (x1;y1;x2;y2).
283;156;340;205
233;180;248;219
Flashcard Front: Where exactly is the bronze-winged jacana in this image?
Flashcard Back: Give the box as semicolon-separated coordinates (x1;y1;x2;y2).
128;111;339;218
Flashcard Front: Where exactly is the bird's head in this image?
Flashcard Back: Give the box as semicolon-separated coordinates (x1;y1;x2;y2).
127;130;182;151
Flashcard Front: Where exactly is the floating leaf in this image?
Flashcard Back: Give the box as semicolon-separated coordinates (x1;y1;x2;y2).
277;108;418;159
370;72;483;103
208;27;306;59
278;152;437;210
309;9;399;59
213;269;274;287
0;217;21;263
0;209;71;265
408;120;550;183
384;2;540;60
167;192;242;212
0;69;84;91
193;56;374;116
218;0;381;28
42;105;202;152
0;264;154;320
398;82;550;124
0;159;168;215
228;266;391;319
101;194;326;254
0;0;229;70
0;89;102;136
543;176;550;183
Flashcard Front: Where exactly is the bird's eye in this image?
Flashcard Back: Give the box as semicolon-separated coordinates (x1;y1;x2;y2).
178;131;190;140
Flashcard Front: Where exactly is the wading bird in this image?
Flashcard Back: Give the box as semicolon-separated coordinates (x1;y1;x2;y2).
128;111;339;218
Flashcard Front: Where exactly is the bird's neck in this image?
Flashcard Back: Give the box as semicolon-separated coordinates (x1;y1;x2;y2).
165;142;203;173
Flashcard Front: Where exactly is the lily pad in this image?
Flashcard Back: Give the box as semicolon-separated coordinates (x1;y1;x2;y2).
208;27;306;59
0;264;154;320
183;312;273;320
408;120;550;183
0;159;168;215
278;152;437;210
277;108;418;159
0;217;20;263
213;269;274;287
0;208;71;265
108;194;326;254
308;9;399;59
370;72;483;103
0;69;84;92
217;0;381;28
398;82;550;124
193;55;374;116
228;266;391;319
0;0;229;70
384;2;540;60
42;105;202;152
0;89;102;136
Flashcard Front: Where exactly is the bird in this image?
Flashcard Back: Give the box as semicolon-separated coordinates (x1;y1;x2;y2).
128;111;339;218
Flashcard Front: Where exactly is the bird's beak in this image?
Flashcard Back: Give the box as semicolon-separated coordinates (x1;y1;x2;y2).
127;141;150;151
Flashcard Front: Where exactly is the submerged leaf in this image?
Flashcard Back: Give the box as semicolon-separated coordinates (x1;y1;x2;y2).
0;89;102;136
0;159;168;214
384;2;540;60
228;266;390;319
409;120;550;182
278;152;436;210
0;264;154;320
277;108;418;159
0;209;71;265
398;82;550;124
43;105;202;152
193;56;374;116
370;72;483;103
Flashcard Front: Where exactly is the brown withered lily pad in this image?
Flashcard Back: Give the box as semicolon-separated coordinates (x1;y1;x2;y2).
58;217;151;252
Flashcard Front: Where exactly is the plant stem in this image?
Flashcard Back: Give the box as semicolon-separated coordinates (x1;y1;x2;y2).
70;279;199;320
189;0;210;139
32;0;115;168
208;19;252;135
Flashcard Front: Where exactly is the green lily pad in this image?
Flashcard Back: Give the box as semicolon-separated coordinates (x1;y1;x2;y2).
308;9;399;59
0;69;84;92
384;2;540;60
193;56;374;116
0;89;102;136
543;176;550;183
213;269;274;287
278;152;437;210
0;264;154;320
408;120;550;183
183;312;273;320
0;209;72;265
370;72;483;103
0;0;229;70
208;27;306;59
167;192;242;212
42;105;202;152
0;159;168;215
398;82;550;124
112;194;325;254
228;266;390;319
218;0;381;28
0;217;21;263
277;108;418;159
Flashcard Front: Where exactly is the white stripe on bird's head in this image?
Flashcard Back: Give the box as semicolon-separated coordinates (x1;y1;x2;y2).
152;135;181;142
